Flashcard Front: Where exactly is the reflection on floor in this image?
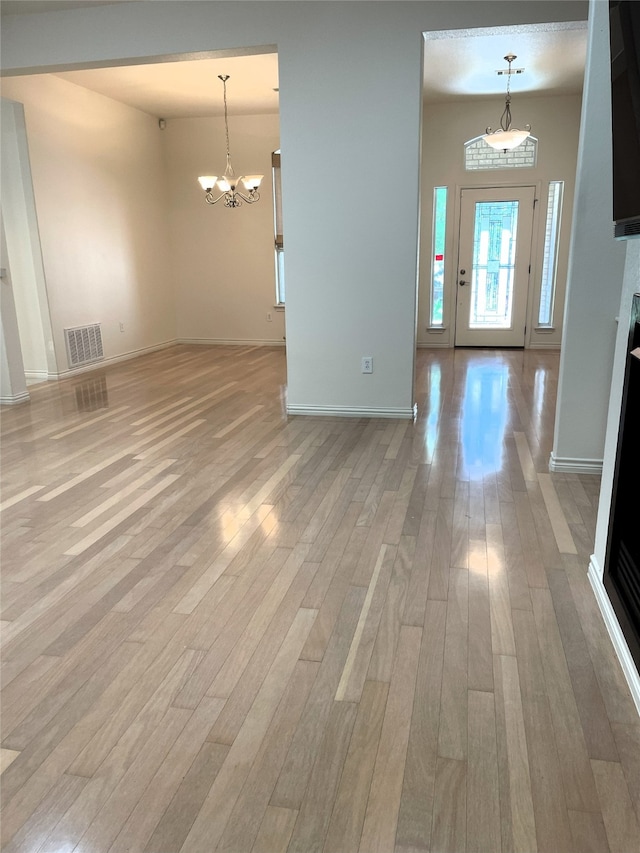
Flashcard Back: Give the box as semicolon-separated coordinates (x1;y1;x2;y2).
1;345;639;853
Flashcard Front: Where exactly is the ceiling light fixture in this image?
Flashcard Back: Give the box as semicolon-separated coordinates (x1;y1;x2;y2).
482;54;531;153
198;75;263;207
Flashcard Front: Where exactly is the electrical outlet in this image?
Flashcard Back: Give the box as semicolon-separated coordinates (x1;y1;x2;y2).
119;322;125;333
267;312;273;322
361;356;373;374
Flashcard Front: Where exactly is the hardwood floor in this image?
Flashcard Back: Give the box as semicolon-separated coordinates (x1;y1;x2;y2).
1;344;639;853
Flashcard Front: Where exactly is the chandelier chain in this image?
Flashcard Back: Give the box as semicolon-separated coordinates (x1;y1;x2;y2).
501;54;514;131
220;74;234;177
482;52;531;152
224;77;229;153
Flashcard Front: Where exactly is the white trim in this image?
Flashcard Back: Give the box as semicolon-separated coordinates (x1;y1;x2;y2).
177;338;286;347
417;341;451;349
0;391;30;405
286;404;417;419
24;370;49;382
48;340;175;380
22;339;286;385
528;341;561;350
548;452;603;475
588;555;640;716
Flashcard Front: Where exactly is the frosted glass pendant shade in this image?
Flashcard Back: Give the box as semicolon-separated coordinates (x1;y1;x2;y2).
198;176;218;191
242;175;264;190
482;128;530;152
217;179;232;192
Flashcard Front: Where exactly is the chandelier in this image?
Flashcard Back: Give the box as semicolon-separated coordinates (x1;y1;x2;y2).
483;54;531;153
198;75;263;207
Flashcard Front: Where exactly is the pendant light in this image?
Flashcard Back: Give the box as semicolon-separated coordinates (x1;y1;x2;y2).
482;54;531;153
198;75;263;207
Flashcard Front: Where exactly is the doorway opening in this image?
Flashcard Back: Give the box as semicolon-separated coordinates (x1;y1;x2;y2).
0;47;282;394
419;21;587;352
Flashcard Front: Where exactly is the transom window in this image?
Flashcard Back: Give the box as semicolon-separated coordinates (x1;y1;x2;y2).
464;136;537;171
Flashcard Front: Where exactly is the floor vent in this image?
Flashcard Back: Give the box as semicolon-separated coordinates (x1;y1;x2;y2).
64;324;104;367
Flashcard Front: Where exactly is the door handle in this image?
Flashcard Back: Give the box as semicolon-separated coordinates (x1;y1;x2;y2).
459;280;468;286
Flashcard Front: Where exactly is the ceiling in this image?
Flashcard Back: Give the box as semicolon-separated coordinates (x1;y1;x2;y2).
0;1;130;14
2;5;588;116
423;22;587;103
55;54;280;118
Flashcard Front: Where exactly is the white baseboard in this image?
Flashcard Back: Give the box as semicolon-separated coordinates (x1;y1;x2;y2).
49;340;176;380
588;555;640;716
28;338;286;384
25;338;287;385
24;370;49;383
417;341;561;351
286;403;417;419
177;337;286;347
549;452;603;475
0;390;30;405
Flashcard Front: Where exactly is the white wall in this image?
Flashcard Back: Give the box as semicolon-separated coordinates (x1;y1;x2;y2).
0;74;175;375
164;113;284;346
419;93;582;349
1;0;588;416
551;0;628;471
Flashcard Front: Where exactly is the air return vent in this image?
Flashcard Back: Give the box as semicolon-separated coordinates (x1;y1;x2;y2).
64;324;104;367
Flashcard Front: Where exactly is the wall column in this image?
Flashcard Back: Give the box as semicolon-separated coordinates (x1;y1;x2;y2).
550;0;627;473
1;98;56;382
0;216;29;405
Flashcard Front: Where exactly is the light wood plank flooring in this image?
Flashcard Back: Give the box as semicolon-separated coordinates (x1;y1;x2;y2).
1;344;639;853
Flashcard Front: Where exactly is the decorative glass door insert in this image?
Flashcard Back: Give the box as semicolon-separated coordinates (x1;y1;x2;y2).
470;201;518;329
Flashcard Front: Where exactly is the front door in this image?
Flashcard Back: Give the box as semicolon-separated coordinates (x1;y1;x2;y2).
455;186;535;347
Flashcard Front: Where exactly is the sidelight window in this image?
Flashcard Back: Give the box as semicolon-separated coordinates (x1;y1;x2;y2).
538;181;564;327
430;186;447;326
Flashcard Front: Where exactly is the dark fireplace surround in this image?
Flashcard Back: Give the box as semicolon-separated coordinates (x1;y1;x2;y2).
604;292;640;671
